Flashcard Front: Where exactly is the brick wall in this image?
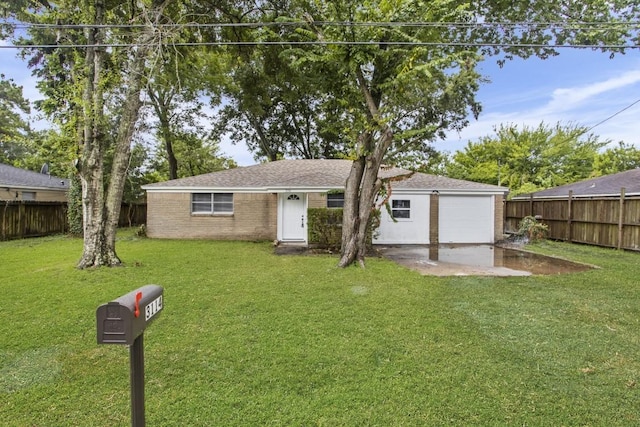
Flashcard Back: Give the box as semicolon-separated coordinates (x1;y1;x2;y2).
494;194;505;241
146;192;277;240
307;192;327;209
429;193;439;245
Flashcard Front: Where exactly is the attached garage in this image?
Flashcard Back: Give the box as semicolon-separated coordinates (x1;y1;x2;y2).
439;195;495;244
373;173;507;245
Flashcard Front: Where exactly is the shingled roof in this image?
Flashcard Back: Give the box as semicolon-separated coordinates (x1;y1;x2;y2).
0;163;69;190
143;159;507;193
515;168;640;199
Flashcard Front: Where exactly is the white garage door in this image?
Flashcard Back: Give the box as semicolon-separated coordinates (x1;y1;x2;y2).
439;195;494;243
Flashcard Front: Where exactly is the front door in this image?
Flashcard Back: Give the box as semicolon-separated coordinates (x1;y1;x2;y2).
281;193;307;241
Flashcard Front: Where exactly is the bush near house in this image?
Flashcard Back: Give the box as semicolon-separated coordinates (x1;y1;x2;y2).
308;208;343;250
308;208;380;251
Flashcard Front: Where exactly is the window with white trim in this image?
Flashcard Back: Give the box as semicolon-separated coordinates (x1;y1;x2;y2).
391;199;410;219
191;193;234;214
327;192;344;208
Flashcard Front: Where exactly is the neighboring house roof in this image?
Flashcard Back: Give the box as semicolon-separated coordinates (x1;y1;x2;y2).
0;163;69;191
515;168;640;199
143;159;507;194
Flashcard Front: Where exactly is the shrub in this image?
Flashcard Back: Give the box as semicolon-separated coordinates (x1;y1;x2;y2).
308;208;343;250
67;174;83;236
517;216;548;242
135;224;147;237
308;208;380;251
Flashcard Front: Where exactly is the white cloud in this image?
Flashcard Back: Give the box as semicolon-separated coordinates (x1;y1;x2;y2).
439;61;640;153
542;70;640;115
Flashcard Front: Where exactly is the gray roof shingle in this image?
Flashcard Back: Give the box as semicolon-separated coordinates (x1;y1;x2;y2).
143;159;507;193
516;168;640;198
0;163;69;190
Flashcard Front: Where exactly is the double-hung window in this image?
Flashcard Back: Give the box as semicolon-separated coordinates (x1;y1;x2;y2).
327;192;345;208
191;193;233;214
391;199;411;219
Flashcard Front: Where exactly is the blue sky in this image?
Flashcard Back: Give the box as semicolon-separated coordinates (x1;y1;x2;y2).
439;49;640;154
2;44;639;166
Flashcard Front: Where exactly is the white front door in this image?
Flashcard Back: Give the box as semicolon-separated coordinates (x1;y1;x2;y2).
281;193;307;241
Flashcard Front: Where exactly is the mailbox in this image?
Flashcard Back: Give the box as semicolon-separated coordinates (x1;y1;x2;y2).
96;285;164;345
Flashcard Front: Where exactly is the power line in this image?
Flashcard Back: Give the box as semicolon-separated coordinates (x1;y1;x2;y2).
2;41;639;49
3;19;637;49
585;98;640;134
6;20;640;30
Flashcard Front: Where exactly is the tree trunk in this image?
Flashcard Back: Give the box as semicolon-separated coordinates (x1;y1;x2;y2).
149;89;179;179
78;0;167;268
338;129;393;268
104;40;153;252
78;0;119;268
338;64;394;268
165;127;179;180
339;156;365;266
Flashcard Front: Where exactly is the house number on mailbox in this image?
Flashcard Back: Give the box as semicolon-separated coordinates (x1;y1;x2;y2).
145;295;163;321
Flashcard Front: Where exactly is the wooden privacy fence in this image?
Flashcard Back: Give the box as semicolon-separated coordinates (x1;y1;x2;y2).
1;201;147;240
505;190;640;251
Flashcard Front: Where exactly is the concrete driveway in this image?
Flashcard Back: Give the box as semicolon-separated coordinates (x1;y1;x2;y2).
376;244;536;277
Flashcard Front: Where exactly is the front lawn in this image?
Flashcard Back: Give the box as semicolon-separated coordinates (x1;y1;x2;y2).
1;232;638;426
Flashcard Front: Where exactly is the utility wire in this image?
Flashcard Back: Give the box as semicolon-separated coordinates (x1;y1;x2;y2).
2;41;639;49
3;19;637;48
3;20;637;48
6;20;640;30
584;97;640;134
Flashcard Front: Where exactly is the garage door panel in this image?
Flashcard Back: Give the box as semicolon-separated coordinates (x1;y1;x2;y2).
439;196;493;243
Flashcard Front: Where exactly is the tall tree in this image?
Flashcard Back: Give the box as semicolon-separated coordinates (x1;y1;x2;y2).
15;0;174;267
265;1;487;266
147;128;237;180
145;37;227;179
211;3;350;162
446;123;608;196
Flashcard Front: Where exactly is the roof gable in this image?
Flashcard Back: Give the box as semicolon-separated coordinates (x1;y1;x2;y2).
143;159;507;193
0;163;69;191
518;168;640;198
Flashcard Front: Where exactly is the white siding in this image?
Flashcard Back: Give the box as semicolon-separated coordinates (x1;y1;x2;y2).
374;194;430;244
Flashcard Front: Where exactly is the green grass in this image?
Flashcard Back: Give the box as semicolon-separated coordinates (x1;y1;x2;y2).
1;232;639;426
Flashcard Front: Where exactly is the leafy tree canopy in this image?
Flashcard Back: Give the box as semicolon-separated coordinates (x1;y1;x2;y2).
0;73;31;164
593;141;640;176
444;122;626;196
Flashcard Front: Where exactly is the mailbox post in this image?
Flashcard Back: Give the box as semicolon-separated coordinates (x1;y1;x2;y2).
97;285;164;427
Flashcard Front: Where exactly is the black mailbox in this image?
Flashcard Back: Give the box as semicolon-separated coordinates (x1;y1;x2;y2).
96;285;164;345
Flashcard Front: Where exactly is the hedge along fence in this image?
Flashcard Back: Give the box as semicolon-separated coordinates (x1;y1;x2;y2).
307;208;381;251
505;189;640;251
1;201;147;241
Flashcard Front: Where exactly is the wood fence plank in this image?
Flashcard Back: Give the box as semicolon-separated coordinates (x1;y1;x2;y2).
505;193;640;251
0;201;146;241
